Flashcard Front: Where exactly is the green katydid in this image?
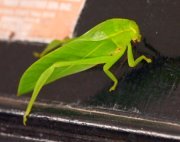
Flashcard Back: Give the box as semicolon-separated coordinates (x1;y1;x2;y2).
17;18;152;125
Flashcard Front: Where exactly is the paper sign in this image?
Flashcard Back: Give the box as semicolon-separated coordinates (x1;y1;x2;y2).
0;0;86;42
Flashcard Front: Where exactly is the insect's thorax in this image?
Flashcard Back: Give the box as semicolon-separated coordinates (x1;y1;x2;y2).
110;30;132;48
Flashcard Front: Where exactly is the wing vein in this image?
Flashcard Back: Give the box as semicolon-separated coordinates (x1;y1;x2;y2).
51;42;105;76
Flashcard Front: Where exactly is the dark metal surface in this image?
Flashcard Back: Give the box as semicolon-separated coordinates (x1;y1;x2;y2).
0;0;180;141
0;109;179;142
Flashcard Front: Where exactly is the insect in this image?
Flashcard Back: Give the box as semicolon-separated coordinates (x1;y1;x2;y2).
17;18;152;125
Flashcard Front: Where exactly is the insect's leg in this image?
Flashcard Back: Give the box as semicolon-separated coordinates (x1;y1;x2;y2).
23;66;54;125
103;63;118;92
33;39;62;58
33;37;72;58
23;57;111;125
127;43;152;67
103;52;126;92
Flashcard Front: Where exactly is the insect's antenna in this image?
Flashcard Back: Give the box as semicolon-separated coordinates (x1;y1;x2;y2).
143;38;160;56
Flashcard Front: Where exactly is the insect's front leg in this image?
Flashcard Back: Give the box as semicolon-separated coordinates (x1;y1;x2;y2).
127;43;152;67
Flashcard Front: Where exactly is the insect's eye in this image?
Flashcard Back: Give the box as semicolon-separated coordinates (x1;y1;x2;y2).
131;40;136;44
133;40;138;43
131;40;138;47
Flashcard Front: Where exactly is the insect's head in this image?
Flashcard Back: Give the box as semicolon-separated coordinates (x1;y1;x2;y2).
130;21;142;43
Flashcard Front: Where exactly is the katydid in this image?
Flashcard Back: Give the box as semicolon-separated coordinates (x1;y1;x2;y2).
17;18;152;125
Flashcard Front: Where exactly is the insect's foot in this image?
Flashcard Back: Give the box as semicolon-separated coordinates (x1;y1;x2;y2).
23;115;28;126
109;85;116;92
146;58;152;63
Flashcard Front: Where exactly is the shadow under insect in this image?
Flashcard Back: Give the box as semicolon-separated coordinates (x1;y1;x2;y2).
88;57;180;118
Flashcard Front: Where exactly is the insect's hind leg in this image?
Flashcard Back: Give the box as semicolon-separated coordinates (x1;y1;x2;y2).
23;57;112;125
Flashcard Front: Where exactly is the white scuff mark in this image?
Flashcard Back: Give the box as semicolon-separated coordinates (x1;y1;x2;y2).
0;132;60;142
0;108;180;141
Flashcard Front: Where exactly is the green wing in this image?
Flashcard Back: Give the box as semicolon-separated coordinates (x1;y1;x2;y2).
18;39;116;95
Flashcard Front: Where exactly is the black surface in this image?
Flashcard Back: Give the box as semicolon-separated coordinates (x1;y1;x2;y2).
0;111;179;142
